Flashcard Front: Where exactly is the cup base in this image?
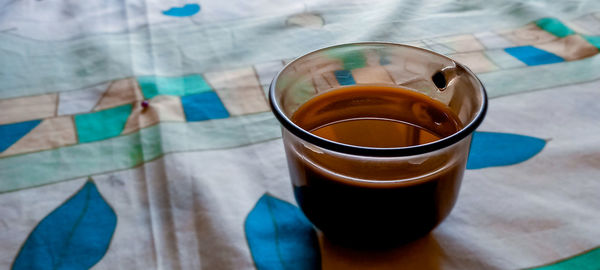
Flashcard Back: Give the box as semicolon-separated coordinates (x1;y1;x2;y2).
319;227;436;249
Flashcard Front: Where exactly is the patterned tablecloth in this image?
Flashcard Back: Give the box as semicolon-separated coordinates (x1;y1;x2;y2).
1;0;600;269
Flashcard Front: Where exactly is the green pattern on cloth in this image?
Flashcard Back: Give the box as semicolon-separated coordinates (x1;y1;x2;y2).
74;104;132;143
137;75;213;99
536;17;576;37
583;35;600;50
0;113;279;192
528;247;600;270
326;48;367;70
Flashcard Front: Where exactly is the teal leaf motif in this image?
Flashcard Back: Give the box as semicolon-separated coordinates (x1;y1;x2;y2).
162;4;201;17
12;180;117;270
245;194;321;270
467;132;546;169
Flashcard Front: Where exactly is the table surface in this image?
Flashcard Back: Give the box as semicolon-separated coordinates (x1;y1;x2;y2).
1;0;600;269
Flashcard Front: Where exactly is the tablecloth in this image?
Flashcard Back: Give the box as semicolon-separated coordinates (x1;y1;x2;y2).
1;0;600;269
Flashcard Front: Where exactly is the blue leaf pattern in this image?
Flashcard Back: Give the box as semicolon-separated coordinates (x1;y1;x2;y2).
467;131;547;169
162;4;201;17
12;180;117;270
245;194;321;270
0;119;42;152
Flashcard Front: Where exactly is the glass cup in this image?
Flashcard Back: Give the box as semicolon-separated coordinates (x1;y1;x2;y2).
269;42;487;247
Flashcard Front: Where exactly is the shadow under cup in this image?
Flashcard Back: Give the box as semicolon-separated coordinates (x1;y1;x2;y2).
269;43;487;247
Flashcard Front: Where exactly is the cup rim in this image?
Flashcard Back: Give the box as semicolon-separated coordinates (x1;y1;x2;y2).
269;42;488;157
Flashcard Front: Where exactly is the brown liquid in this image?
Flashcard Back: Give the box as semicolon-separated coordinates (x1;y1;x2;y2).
311;118;442;148
287;85;467;247
291;85;461;148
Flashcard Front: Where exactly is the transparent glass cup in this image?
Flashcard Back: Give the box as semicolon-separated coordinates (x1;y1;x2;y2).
269;43;487;247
